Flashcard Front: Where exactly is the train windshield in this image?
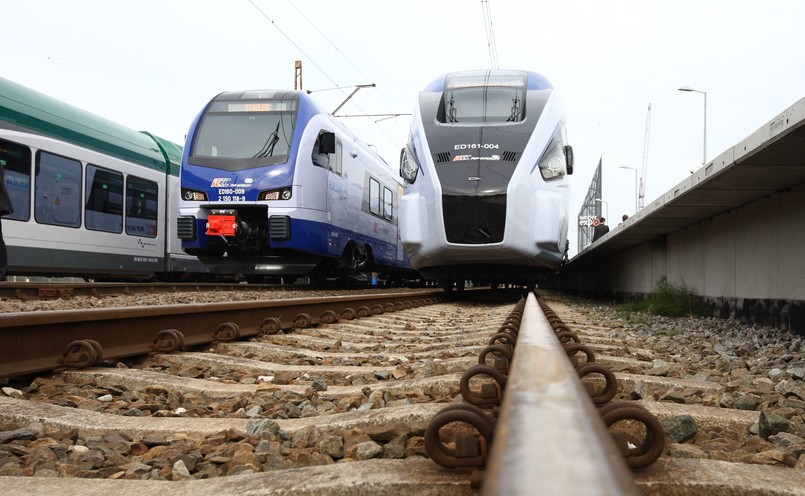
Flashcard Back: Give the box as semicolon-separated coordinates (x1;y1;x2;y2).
439;72;526;124
190;96;298;170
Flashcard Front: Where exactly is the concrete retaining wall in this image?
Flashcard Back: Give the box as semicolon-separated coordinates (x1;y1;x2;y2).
556;182;805;332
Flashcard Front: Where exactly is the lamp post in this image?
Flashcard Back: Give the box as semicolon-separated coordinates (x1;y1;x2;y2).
678;86;707;165
594;198;608;221
619;166;638;214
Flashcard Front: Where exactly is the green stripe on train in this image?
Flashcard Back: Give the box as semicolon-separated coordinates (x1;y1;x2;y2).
0;76;181;176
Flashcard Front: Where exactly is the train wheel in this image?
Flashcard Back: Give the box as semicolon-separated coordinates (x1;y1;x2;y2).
342;243;371;272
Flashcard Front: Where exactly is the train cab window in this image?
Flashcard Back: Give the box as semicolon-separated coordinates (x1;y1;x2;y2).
0;138;32;222
190;97;298;170
85;165;123;233
35;151;81;228
369;178;381;215
125;176;158;238
383;187;393;221
438;72;527;124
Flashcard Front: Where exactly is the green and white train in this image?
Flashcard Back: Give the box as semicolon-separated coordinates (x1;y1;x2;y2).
0;76;202;280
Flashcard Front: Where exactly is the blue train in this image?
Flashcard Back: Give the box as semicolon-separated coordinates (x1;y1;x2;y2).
398;69;574;288
178;89;413;283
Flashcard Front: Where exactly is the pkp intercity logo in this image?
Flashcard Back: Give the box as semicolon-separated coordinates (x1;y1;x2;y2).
211;178;232;187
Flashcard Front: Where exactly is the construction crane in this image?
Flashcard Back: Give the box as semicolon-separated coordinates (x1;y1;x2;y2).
639;104;651;209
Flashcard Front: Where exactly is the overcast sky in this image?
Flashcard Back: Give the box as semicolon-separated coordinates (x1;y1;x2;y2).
4;0;804;254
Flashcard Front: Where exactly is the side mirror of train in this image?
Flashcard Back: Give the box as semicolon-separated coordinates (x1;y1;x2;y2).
318;131;336;154
564;145;574;175
399;147;419;183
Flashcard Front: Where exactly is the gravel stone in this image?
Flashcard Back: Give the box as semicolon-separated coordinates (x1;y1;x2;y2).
661;415;699;443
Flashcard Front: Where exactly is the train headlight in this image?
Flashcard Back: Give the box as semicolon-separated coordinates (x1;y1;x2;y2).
400;147;419;183
259;188;292;201
182;188;207;201
539;156;565;180
537;138;566;181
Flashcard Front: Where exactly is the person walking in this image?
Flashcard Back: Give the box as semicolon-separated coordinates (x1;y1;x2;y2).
0;162;13;281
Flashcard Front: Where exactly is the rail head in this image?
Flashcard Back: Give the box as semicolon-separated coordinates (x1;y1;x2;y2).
481;292;640;495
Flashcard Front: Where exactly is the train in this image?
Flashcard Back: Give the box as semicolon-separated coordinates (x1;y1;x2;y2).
0;76;204;281
398;69;574;288
177;89;413;284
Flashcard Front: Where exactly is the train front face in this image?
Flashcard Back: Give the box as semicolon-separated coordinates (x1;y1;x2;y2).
399;70;572;281
178;90;316;266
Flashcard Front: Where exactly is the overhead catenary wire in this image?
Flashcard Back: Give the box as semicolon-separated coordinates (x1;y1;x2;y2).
247;0;403;153
247;0;340;91
481;0;500;69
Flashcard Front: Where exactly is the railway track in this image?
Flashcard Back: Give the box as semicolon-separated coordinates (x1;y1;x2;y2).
0;281;325;302
2;289;805;494
0;290;445;378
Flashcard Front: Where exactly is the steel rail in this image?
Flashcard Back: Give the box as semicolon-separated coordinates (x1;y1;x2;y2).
480;292;640;495
0;290;445;379
0;281;306;300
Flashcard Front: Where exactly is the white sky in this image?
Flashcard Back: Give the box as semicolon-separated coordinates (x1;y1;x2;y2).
3;0;805;255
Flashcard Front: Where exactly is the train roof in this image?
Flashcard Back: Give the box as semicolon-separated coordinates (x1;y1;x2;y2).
423;69;554;93
0;76;181;173
141;131;183;176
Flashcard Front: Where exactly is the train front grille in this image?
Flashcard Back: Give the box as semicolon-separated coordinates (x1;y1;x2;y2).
442;194;506;244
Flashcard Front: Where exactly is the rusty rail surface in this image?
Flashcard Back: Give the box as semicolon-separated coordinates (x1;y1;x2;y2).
0;281;305;300
0;290;446;379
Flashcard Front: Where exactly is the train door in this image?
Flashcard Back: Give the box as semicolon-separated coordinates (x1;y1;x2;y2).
325;138;347;227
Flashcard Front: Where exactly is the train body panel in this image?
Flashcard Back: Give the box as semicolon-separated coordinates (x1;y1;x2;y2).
1;129;169;277
399;69;572;284
179;89;410;279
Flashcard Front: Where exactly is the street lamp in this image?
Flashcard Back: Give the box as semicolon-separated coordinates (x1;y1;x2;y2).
594;198;608;221
678;86;707;165
619;166;638;214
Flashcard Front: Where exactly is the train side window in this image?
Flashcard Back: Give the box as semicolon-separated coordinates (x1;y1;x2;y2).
383;187;393;220
125;176;158;238
369;177;380;215
0;138;32;222
35;151;81;228
85;165;123;233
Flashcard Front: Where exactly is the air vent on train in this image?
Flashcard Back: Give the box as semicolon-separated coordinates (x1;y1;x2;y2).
502;151;520;162
177;216;196;240
269;215;291;241
435;152;452;163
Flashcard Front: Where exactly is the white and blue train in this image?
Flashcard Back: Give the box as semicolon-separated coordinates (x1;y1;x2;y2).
177;89;412;283
398;69;574;287
0;76;202;280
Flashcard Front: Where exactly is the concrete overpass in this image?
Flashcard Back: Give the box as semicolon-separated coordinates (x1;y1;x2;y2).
555;96;805;332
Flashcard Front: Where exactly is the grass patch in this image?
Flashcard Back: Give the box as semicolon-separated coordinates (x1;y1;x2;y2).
619;278;710;318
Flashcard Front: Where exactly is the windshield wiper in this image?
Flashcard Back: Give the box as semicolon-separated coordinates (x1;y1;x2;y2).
507;95;521;122
253;121;281;158
446;92;458;123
